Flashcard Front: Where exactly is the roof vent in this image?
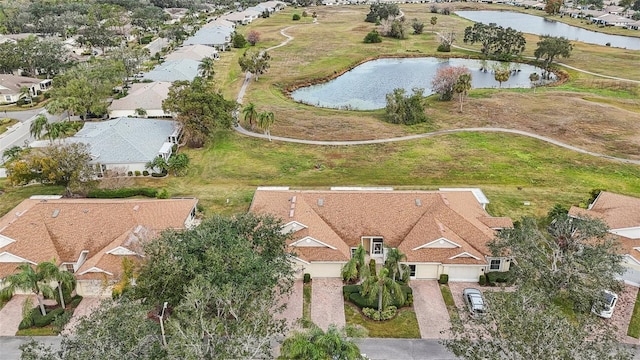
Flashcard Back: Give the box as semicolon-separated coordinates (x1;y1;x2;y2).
52;209;60;218
133;205;140;211
317;198;324;207
415;199;422;207
83;209;89;214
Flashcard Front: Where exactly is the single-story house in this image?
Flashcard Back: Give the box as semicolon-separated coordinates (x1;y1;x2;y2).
569;191;640;285
627;20;640;30
0;196;198;296
144;38;170;57
143;59;201;82
183;27;233;51
258;1;286;13
223;10;262;25
592;13;633;26
165;44;219;61
204;18;236;30
108;82;173;118
30;117;181;174
249;187;513;281
0;75;52;104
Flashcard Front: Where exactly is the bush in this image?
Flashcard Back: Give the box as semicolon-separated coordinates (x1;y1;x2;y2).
303;273;311;283
362;306;397;321
33;308;65;328
69;295;83;308
349;285;412;309
438;274;449;284
52;310;73;330
151;171;167;178
292;13;301;21
127;171;133;176
156;188;170;199
486;271;512;285
143;170;149;176
437;43;451;52
87;188;158;198
369;259;376;275
134;170;141;176
232;33;247;48
343;284;361;300
479;274;487;286
302;10;308;17
140;35;153;44
363;30;382;44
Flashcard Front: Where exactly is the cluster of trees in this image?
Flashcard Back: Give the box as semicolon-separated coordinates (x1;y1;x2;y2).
463;23;526;60
162;77;237;148
242;103;275;140
431;65;472;102
22;213;298;359
0;36;72;77
146;153;190;176
364;3;400;23
384;88;428;125
445;209;631;359
238;50;271;80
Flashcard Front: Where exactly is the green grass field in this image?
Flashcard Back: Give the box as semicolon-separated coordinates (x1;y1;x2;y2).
344;302;421;338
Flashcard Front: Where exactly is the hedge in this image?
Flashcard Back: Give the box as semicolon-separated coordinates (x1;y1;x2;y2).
343;285;361;300
347;285;412;309
438;274;449;284
87;188;158;198
486;271;513;285
69;295;83;308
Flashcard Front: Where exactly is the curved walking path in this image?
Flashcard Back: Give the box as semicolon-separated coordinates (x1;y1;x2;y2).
235;25;640;166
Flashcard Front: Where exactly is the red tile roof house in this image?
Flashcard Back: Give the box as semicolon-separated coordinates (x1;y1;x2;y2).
249;187;513;282
0;196;198;296
569;191;640;286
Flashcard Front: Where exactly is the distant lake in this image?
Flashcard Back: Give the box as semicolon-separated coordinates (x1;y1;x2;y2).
290;57;547;110
456;10;640;50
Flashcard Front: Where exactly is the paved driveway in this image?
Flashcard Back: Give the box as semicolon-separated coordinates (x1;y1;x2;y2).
410;280;451;339
275;279;303;331
0;295;31;336
62;297;105;335
311;278;345;330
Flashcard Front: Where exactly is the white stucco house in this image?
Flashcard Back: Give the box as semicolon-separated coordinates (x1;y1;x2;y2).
109;82;173;118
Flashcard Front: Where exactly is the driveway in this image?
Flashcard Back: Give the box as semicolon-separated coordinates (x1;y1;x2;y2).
410;280;451;339
0;295;30;336
62;296;105;335
613;284;640;345
275;279;303;331
311;278;345;330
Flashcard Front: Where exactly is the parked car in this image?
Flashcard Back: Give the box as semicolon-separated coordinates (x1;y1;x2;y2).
463;288;486;316
592;290;618;319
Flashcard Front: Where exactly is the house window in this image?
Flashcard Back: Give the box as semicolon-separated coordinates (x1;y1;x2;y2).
409;265;416;278
372;239;383;256
350;247;357;258
490;259;501;271
64;264;75;273
5;95;11;102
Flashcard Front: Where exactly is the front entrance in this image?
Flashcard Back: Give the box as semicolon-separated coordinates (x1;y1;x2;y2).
371;238;384;258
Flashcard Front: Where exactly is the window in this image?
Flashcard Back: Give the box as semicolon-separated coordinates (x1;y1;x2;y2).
64;264;75;273
5;95;11;102
409;265;416;278
350;247;357;258
490;259;501;271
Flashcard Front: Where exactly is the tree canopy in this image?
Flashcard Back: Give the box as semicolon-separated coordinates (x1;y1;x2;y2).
278;325;366;360
534;35;573;77
238;50;271;80
364;3;400;23
463;23;526;60
384;88;428;125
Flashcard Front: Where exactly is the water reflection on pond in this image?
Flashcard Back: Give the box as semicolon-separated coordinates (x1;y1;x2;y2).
290;57;548;110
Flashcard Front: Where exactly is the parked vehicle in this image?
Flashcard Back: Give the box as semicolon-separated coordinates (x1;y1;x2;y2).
592;290;618;319
463;288;486;316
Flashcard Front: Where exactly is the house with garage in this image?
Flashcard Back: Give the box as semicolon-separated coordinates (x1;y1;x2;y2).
569;191;640;286
0;75;52;104
108;82;172;118
0;196;199;296
249;187;513;281
142;59;201;82
183;27;233;51
165;44;219;61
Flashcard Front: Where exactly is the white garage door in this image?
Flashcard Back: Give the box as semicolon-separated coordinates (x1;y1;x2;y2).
448;266;480;282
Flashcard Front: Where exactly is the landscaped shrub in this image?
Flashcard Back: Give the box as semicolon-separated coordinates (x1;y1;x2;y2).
52;310;73;330
127;171;133;176
87;188;158;198
363;30;382;44
156;188;170;199
292;13;301;21
151;171;167;177
437;43;451;52
303;273;311;283
69;295;83;308
438;274;449;284
343;284;361;300
486;271;512;285
362;306;397;321
140;35;153;44
349;285;412;309
134;170;141;176
369;259;376;275
33;308;65;328
479;274;487;286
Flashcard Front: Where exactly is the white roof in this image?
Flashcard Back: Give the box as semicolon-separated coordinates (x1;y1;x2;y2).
165;45;218;61
109;82;171;111
143;59;200;82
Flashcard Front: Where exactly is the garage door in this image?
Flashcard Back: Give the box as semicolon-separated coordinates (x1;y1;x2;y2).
448;266;480;282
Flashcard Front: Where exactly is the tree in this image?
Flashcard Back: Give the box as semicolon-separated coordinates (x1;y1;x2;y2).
342;245;368;283
145;156;168;174
361;267;404;312
453;73;472;112
46;98;76;121
167;153;189;176
238;50;271;81
493;66;511;88
412;19;424;35
242;102;258;131
386;19;406;39
545;0;563;14
29;115;48;140
463;23;526;59
197;56;215;80
278;324;366;360
37;261;75;309
247;30;260;46
534;35;573;79
430;16;437;32
109;45;149;82
444;212;630;359
232;32;247;48
0;264;54;316
529;72;540;93
384;88;427;125
162;77;237;148
363;30;382;43
384;247;408;283
257;111;275;141
431;65;470;101
44;121;75;143
365;3;400;23
437;30;456;52
2;146;23;163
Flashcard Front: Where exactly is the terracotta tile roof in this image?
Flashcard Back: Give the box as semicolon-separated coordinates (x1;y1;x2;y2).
0;198;197;280
249;189;511;265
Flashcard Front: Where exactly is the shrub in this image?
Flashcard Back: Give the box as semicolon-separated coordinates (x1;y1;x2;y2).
363;306;397;321
140;35;153;44
302;10;308;17
134;170;141;176
87;188;158;198
363;30;382;44
486;271;512;285
369;259;376;275
52;310;73;330
33;308;64;327
384;88;428;125
303;273;311;283
350;292;377;309
151;172;167;178
437;43;451;52
479;274;487;286
232;33;247;48
343;284;361;300
69;295;83;308
127;171;133;176
156;188;170;199
438;274;449;284
143;170;149;176
292;13;301;21
349;285;412;309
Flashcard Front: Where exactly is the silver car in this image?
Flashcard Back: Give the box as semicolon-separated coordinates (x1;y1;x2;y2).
463;288;486;316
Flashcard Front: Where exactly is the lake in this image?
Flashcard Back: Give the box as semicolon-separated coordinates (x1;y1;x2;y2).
290;57;547;110
456;10;640;50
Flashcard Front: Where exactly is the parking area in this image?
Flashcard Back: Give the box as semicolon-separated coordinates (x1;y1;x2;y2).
410;280;451;339
311;278;345;331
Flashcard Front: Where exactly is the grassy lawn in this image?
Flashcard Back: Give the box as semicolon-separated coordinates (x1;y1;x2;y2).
440;285;460;322
303;282;312;325
344;302;421;338
0;118;18;135
627;288;640;338
15;326;59;336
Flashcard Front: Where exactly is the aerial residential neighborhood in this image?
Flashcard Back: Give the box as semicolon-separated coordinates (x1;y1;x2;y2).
0;0;639;358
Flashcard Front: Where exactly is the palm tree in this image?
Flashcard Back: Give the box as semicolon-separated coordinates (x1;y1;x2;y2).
46;98;71;121
45;121;74;143
198;57;215;80
384;247;408;283
278;324;365;360
341;245;368;283
145;156;168;174
2;146;23;163
361;267;405;312
37;261;75;309
242;102;258;131
529;72;540;93
453;73;472;112
0;263;54;316
167;153;190;176
257;111;274;141
29;115;48;140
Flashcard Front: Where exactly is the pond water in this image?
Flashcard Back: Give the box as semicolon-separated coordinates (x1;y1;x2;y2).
290;57;548;110
456;11;640;50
